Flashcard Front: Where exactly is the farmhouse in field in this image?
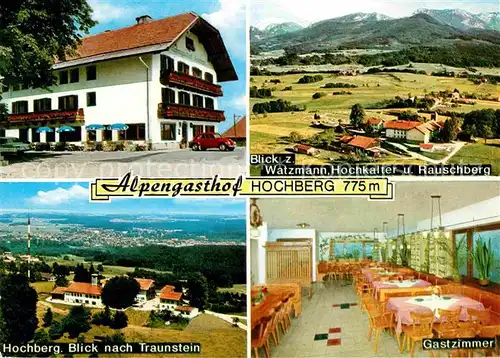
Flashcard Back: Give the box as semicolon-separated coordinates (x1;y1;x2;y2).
60;274;103;307
51;275;158;308
384;120;442;144
292;144;319;156
338;135;380;156
1;12;237;149
365;118;383;131
135;278;156;302
159;285;199;319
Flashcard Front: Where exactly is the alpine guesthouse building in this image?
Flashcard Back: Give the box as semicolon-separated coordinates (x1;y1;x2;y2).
0;13;238;149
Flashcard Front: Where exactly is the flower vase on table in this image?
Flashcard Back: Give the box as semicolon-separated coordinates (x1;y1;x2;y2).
252;286;269;306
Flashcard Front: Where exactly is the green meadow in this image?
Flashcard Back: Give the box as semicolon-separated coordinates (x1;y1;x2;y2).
250;72;500;168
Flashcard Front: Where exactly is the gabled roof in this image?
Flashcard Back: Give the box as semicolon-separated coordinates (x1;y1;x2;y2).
65;282;102;296
161;291;183;301
57;12;237;82
293;144;313;151
136;278;155;291
175;306;194;313
51;286;68;295
384;120;421;130
346;136;379;149
339;135;354;143
366;118;382;125
222;117;246;138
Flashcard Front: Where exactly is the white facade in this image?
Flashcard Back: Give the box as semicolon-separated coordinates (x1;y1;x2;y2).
386;128;407;140
174;307;199;319
159;299;180;311
64;292;103;307
136;290;148;302
1;30;225;149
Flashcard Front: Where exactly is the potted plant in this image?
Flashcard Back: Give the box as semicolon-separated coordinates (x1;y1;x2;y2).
470;237;495;286
380;245;387;263
252;286;268;306
352;249;360;261
438;235;465;283
399;239;411;267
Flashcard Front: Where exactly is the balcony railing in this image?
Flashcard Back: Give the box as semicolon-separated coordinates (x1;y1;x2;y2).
158;103;225;122
7;108;84;123
161;71;223;97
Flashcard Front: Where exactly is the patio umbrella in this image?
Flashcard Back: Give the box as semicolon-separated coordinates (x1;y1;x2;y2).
86;124;105;131
57;126;75;133
107;123;129;131
36;127;54;133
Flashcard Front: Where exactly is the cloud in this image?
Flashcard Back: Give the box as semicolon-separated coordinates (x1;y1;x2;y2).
203;0;246;58
231;95;248;109
88;0;142;23
28;185;88;206
250;0;499;28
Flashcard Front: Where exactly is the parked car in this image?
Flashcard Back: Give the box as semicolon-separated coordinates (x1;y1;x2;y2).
189;132;236;151
0;137;31;154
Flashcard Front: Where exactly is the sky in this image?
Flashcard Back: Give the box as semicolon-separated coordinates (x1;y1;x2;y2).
0;182;246;216
250;0;500;28
86;0;247;133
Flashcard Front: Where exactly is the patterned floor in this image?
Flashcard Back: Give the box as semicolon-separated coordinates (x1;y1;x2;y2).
266;280;435;358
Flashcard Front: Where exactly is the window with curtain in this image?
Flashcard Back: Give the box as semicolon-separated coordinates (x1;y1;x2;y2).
179;91;190;106
34;98;51;112
162;88;176;104
161;123;176;141
12;101;28;114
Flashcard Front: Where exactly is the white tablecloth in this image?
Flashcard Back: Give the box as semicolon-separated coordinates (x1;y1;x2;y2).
406;295;459;318
386;279;425;288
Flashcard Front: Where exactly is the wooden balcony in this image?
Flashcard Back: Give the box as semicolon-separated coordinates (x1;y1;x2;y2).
158;103;225;122
7;108;84;123
160;71;223;97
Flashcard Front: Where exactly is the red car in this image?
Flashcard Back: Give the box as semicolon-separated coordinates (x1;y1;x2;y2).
189;132;236;151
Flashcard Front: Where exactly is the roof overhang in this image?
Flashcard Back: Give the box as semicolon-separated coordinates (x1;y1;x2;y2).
53;15;238;82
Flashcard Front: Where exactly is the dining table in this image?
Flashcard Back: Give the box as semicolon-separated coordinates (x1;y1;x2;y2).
251;285;296;329
361;268;399;283
373;279;432;297
386;294;485;334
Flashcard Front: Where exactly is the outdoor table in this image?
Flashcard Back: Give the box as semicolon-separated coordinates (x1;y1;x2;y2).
387;294;485;335
251;285;295;329
373;279;432;298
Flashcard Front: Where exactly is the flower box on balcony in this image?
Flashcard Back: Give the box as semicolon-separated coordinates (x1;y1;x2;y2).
161;71;223;97
8;108;84;123
158;103;225;122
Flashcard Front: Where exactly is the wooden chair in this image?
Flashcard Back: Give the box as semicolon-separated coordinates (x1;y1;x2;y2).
476;325;500;357
437;327;476;358
380;276;390;282
401;310;435;358
433;308;461;337
277;296;292;333
269;302;283;346
252;314;273;358
461;307;492;330
361;291;376;314
365;301;396;353
405;275;415;280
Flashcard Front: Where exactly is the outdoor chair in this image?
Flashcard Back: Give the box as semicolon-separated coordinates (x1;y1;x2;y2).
401;310;435;358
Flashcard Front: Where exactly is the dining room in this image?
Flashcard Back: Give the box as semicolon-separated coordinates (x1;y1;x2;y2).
250;180;500;358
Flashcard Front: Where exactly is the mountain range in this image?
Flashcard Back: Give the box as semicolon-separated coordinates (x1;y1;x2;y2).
251;10;500;54
414;8;499;31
